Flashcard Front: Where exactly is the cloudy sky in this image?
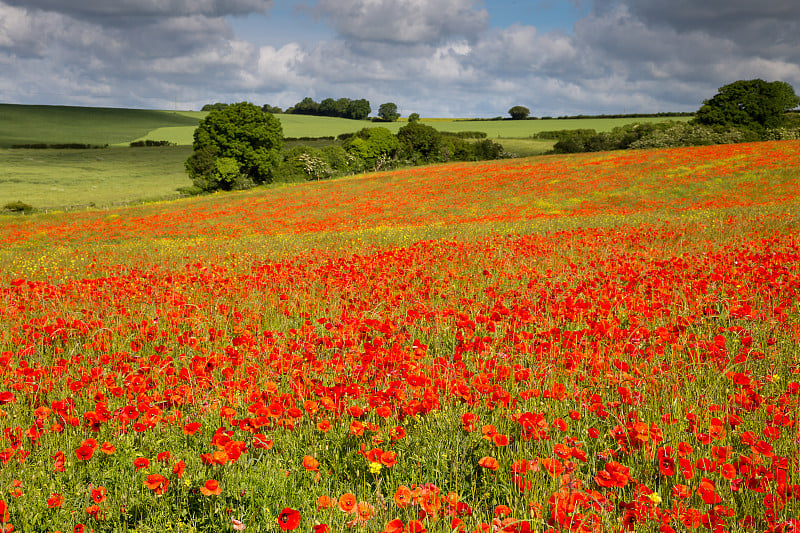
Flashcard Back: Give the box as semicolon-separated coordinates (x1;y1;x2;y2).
1;0;798;117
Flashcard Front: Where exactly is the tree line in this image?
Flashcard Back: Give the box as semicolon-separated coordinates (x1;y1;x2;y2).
202;98;404;122
185;103;503;193
545;79;800;153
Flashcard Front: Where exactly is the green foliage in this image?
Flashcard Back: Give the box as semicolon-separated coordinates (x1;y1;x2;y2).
319;145;360;174
508;105;530;120
629;122;755;149
344;127;399;170
274;146;330;183
129;140;174;147
201;103;229;112
262;104;283;114
2;200;34;214
377;103;400;122
187;102;283;191
287;97;370;120
397;122;443;163
408;113;420;123
441;135;505;161
694;79;800;134
549;121;761;153
349;99;372;121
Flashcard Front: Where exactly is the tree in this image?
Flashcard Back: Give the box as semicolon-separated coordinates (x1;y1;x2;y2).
508;106;530;120
397;121;442;162
186;102;283;191
694;79;800;133
408;113;420;123
346;99;371;120
377;102;400;122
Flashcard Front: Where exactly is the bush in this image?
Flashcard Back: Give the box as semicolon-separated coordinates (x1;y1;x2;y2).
397;122;443;164
344;127;399;171
3;201;34;214
628;122;755;149
130;140;174;147
177;185;205;196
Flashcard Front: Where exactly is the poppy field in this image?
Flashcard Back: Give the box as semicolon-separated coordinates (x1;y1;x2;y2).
0;141;799;533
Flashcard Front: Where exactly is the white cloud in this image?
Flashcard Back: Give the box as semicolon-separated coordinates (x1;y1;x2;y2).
1;0;799;116
310;0;488;44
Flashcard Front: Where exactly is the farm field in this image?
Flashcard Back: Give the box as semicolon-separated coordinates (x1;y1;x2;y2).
0;146;194;210
0;141;799;533
0;105;200;148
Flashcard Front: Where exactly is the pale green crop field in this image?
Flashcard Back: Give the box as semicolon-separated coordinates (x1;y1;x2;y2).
0;146;194;210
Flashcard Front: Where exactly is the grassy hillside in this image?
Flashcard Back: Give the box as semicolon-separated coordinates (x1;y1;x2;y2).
0;104;200;148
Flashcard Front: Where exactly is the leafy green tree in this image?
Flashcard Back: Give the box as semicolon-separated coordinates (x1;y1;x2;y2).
397;121;442;163
508;105;530;120
202;103;229;112
319;98;338;117
408;113;420;123
186;102;283;191
346;99;371;120
694;79;800;133
291;97;321;115
377;102;400;122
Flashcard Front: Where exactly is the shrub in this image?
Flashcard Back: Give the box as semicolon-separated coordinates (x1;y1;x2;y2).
3;201;34;214
130;140;174;147
397;122;443;164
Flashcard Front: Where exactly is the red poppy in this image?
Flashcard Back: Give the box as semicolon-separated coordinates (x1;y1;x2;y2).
144;474;169;495
278;507;301;531
302;455;320;472
75;445;94;461
659;456;676;476
91;486;107;503
183;422;202;435
698;477;721;505
134;457;149;471
478;456;499;471
47;493;64;508
406;519;427;533
173;460;186;478
200;479;221;496
100;442;115;455
384;518;404;533
338;493;357;513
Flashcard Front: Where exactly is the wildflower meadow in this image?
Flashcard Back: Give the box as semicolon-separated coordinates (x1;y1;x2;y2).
1;141;799;533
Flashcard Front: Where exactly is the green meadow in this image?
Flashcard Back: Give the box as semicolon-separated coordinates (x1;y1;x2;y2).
0;146;193;210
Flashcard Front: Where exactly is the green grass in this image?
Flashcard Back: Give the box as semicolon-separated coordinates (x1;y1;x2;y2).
0;146;194;209
0;104;200;148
